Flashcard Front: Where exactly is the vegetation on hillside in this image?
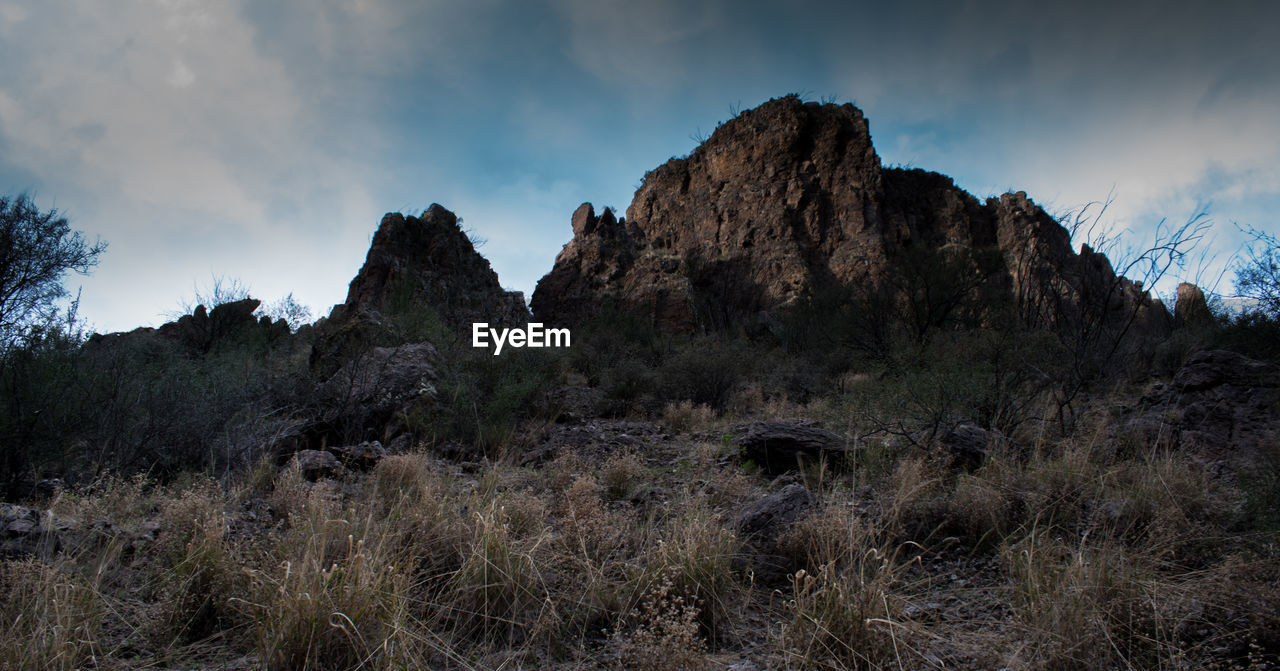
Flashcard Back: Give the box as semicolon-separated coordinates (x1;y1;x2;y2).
1;191;1278;669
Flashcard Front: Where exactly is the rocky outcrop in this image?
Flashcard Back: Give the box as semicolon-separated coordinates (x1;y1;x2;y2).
318;342;441;443
1174;282;1213;327
1126;350;1280;465
311;204;528;376
330;204;528;331
533;95;1170;338
88;298;291;355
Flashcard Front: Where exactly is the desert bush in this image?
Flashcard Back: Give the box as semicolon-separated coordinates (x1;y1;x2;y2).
442;500;551;647
417;345;560;458
1004;531;1221;670
251;532;410;671
661;399;717;433
1213;309;1280;362
626;504;743;643
600;451;646;501
2;314;309;487
837;329;1056;456
610;569;709;671
656;337;751;410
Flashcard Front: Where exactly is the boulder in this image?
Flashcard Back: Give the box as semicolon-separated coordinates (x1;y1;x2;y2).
731;484;815;583
2;503;61;557
294;449;345;481
327;440;387;471
732;421;849;475
937;423;1020;471
319;341;440;441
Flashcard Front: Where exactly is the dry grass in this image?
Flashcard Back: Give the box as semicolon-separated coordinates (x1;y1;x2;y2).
2;416;1276;670
661;399;718;432
0;558;105;671
775;504;918;670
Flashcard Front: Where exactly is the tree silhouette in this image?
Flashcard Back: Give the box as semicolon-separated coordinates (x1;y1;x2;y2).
0;193;105;347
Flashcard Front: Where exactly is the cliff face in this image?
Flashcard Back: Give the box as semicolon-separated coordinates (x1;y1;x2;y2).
532;95;1169;336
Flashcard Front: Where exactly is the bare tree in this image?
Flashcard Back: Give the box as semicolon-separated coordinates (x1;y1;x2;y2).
1234;224;1280;316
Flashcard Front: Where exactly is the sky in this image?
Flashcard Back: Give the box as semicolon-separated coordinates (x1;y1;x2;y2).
1;0;1277;333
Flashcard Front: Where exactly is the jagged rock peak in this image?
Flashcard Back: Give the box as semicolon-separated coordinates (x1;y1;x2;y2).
533;95;1171;336
336;203;528;329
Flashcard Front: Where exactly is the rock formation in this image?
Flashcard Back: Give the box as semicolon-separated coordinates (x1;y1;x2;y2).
1174;282;1213;327
533;95;1170;337
311;203;529;375
329;204;528;330
88;298;291;355
1126;349;1280;466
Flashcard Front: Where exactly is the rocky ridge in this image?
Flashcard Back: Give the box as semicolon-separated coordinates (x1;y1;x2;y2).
330;203;528;330
533;95;1170;336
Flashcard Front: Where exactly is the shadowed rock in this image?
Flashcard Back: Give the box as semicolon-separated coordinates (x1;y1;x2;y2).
732;421;849;475
1174;282;1213;328
328;440;387;472
1127;349;1280;466
732;484;815;583
294;449;345;482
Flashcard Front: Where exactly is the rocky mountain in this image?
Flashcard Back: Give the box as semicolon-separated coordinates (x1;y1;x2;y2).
329;203;528;330
532;95;1170;337
309;203;529;376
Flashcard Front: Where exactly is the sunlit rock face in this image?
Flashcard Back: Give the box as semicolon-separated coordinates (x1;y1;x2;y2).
533;95;1170;337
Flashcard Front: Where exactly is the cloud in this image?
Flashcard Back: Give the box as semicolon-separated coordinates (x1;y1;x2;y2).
1;0;1275;330
0;0;398;330
552;0;728;92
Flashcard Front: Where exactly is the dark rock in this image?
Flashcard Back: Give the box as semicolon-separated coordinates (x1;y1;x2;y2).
533;95;1171;340
34;478;64;499
2;503;61;557
1172;349;1280;393
1174;282;1213;328
386;433;413;454
319;342;440;442
327;440;386;471
294;449;345;481
88;297;291;356
1126;350;1280;465
342;204;529;329
521;420;672;465
732;421;848;475
731;484;815;583
310;204;529;377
